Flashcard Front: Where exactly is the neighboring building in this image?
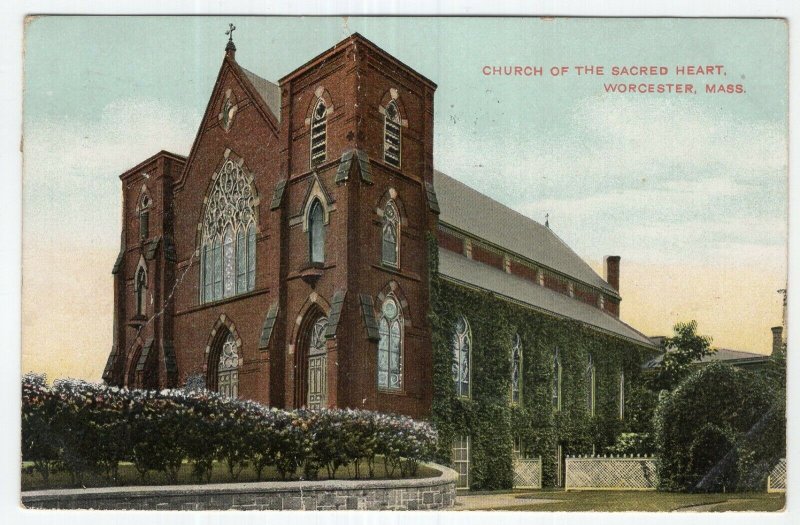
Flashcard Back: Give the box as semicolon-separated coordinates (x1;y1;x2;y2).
103;32;657;489
696;347;771;370
646;326;783;372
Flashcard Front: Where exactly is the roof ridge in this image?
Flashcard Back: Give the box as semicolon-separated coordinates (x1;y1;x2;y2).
433;170;614;294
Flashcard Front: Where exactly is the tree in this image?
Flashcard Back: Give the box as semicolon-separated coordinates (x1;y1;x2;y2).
653;362;777;492
650;320;715;391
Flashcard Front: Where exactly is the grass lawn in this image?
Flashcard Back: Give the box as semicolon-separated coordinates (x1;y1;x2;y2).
486;489;785;512
21;458;438;492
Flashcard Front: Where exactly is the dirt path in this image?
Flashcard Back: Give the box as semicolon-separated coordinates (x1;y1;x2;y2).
453;493;559;511
673;499;751;512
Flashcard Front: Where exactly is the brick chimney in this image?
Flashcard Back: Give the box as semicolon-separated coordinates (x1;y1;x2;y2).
771;326;784;355
604;256;620;292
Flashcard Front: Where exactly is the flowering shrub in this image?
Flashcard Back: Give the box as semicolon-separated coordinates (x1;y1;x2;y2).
20;375;437;487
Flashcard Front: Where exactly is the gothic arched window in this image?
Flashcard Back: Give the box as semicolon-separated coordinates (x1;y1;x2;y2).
511;334;522;405
310;99;327;167
381;200;399;267
384;101;401;167
552;348;562;411
217;333;239;398
377;294;403;390
223;226;235;298
453;316;471;398
200;158;257;303
586;354;596;416
309;199;325;264
139;194;151;241
135;266;147;316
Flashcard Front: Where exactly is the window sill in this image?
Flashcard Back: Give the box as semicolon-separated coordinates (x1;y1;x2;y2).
371;263;421;282
377;387;406;396
128;314;147;327
175;287;270;316
287;262;336;281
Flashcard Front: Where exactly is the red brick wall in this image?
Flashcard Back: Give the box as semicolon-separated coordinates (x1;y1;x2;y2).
575;286;599;306
605;298;620;317
111;35;629;421
471;244;503;270
437;229;464;254
510;260;538;284
543;272;569;295
112;36;437;419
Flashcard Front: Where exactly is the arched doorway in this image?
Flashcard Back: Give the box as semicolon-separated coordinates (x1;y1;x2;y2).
217;332;240;398
207;330;240;398
295;312;329;408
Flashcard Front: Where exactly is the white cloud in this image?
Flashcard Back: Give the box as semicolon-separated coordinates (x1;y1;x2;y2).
435;95;787;194
433;94;787;267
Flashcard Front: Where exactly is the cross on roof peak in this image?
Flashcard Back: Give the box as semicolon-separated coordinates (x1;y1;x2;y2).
225;23;237;54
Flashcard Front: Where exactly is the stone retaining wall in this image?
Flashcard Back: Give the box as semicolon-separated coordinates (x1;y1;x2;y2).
22;463;457;511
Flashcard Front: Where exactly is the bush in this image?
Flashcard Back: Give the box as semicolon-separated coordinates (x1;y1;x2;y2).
21;373;61;485
20;375;437;487
653;362;779;492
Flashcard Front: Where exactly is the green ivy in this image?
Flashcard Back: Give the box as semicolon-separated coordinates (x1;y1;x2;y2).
427;233;657;489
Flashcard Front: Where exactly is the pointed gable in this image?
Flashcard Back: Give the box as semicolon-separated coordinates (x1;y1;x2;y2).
176;54;281;190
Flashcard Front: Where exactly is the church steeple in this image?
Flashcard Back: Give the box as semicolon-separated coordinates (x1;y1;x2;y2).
225;23;236;59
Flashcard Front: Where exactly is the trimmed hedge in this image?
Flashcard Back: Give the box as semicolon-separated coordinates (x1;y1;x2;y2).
653;362;784;492
21;374;437;487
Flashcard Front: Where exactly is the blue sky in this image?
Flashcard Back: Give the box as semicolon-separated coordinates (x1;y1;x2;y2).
22;16;788;380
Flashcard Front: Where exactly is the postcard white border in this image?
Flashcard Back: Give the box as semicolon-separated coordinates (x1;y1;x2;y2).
2;2;797;525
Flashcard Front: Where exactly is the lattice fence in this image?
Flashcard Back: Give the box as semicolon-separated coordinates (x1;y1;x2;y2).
767;458;786;493
513;456;542;489
565;455;657;491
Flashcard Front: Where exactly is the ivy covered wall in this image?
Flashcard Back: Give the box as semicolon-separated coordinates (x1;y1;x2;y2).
427;235;657;490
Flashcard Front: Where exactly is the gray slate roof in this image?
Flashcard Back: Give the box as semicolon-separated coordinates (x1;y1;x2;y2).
240;66;282;122
698;348;769;363
434;171;618;296
438;247;655;347
644;347;769;368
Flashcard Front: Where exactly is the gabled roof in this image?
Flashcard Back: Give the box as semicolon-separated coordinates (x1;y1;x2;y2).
438;248;655;348
240;65;281;122
434;171;618;297
699;348;769;363
118;150;186;181
644;347;770;368
175;55;280;190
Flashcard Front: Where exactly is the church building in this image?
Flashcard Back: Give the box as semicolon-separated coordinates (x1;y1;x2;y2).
103;32;657;489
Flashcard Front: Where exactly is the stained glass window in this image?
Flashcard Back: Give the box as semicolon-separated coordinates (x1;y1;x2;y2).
200;158;257;303
139;194;151;241
382;200;399;267
309;199;325;264
511;334;521;405
384;101;401;167
552;349;562;411
247;223;256;290
135;267;147;316
377;295;403;390
586;354;595;416
453;316;471;398
310;99;327;167
236;227;247;293
203;243;213;301
223;227;235;298
213;239;222;300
